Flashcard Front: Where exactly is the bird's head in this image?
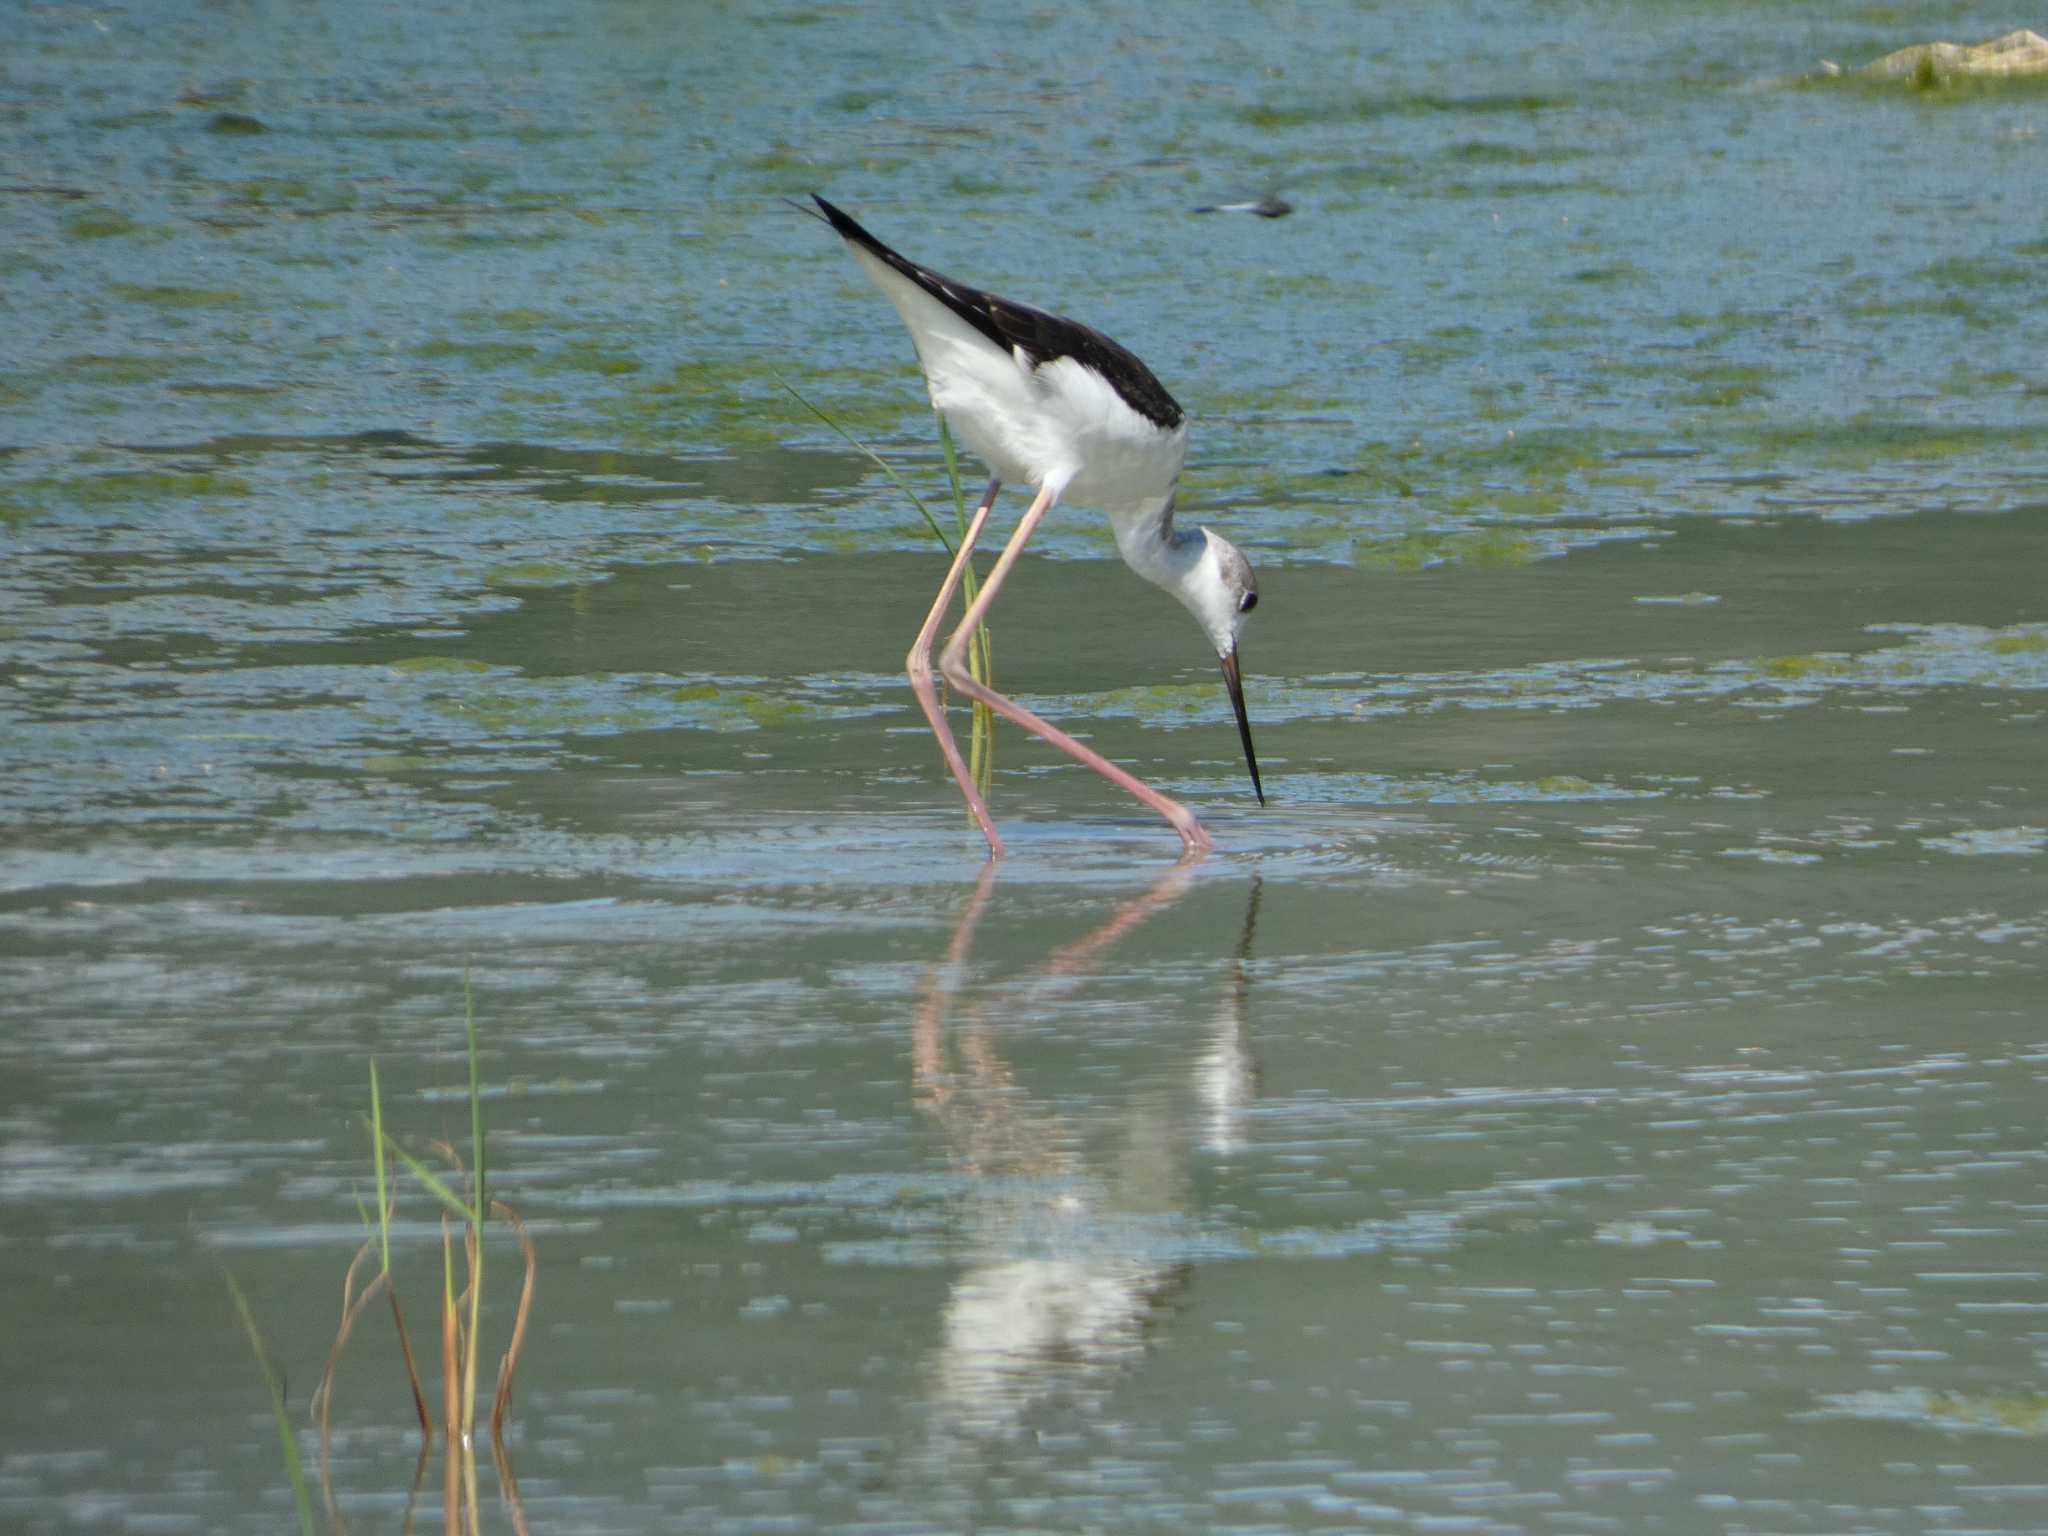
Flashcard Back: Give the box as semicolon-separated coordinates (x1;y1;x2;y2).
1187;528;1264;807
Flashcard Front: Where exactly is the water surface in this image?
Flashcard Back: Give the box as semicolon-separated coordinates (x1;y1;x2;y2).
3;2;2046;1531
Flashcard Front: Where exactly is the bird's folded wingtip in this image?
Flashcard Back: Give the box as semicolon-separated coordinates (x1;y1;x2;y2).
784;193;830;225
810;193;853;231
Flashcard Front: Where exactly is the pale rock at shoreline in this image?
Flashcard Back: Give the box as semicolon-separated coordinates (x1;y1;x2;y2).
1858;28;2048;81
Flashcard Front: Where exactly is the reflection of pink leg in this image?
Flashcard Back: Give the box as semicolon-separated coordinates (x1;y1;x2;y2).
1040;859;1200;980
906;477;1003;856
912;862;999;1102
937;484;1213;856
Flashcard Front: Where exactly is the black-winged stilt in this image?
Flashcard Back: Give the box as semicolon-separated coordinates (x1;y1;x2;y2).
808;195;1264;859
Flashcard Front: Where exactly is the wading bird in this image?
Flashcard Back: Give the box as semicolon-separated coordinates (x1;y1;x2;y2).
809;195;1264;859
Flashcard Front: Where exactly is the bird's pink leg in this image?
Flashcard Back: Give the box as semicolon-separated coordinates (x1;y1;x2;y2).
937;483;1213;856
907;476;1006;856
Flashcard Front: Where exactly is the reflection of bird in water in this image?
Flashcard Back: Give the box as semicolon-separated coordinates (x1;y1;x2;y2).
1196;875;1261;1157
908;864;1262;1458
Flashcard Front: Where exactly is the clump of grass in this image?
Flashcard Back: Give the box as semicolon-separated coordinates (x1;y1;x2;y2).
305;980;535;1531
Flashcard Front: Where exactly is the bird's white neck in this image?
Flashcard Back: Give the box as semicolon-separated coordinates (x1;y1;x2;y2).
1108;490;1243;660
1109;491;1202;594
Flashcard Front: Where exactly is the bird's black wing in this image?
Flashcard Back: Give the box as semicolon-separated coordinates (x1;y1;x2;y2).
811;195;1185;432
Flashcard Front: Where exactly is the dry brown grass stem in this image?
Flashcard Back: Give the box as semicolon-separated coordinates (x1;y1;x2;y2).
489;1434;532;1536
490;1201;536;1439
389;1282;432;1440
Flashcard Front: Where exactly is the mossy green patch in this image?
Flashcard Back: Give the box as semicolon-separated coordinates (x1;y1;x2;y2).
63;353;186;385
232;177;309;206
744;142;825;190
1925;1391;2048;1436
1480;488;1567;519
391;656;494;675
1439;427;1613;478
1756;653;1856;680
1239;92;1567;130
1317;158;1420;191
67;209;147;239
1195;380;1350;417
1740;418;2036;469
415;339;543;368
1917;254;2040;289
92;110;175;131
1848;293;1985;323
1360;528;1540;572
1091;682;1226;723
1236;104;1325;131
591;356;910;451
13;470;254;509
1670;363;1778;408
1445;140;1582;165
1989;633;2048;655
533;342;642;377
478;308;554;332
1670;306;1784;341
484;562;580;589
1395;326;1483;371
669;684;825;731
111;283;244;309
425;227;567;252
414;337;639;376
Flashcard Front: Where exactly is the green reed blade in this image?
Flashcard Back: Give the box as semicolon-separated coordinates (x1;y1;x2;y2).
370;1057;391;1276
776;376;954;553
465;973;484;1227
220;1263;316;1536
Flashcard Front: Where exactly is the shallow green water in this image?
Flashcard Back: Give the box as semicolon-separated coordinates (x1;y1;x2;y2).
3;2;2046;1532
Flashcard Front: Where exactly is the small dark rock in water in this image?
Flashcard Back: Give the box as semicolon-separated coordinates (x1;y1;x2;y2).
1193;194;1292;219
207;112;267;135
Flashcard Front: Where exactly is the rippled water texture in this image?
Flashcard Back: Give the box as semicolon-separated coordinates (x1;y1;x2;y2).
4;2;2046;1532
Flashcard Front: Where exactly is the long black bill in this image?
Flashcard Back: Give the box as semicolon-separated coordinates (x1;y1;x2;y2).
1219;647;1265;806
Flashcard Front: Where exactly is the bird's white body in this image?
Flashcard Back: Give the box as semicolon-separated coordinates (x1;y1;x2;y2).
842;239;1253;660
840;241;1189;513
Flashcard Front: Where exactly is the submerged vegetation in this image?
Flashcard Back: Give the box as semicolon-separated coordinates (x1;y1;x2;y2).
228;987;535;1533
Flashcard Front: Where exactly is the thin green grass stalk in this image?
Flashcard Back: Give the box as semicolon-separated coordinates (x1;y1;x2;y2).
462;1222;484;1536
383;1138;474;1224
774;378;998;805
775;377;956;552
440;1220;459;1535
370;1057;391;1276
938;420;995;800
462;986;485;1463
221;1264;317;1536
465;976;484;1225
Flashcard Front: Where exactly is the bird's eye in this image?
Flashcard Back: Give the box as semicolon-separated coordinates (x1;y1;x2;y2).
1239;591;1258;614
